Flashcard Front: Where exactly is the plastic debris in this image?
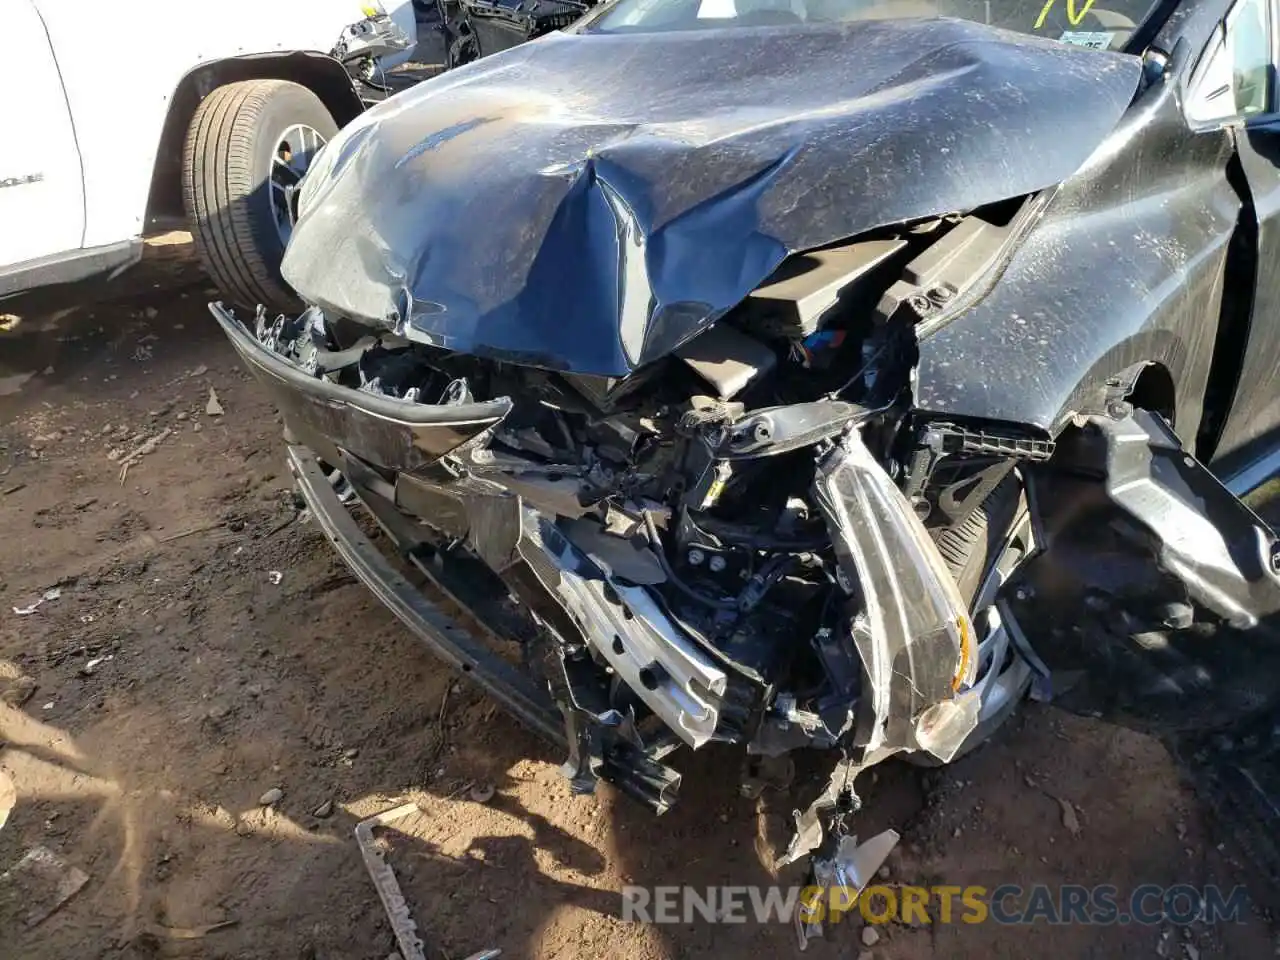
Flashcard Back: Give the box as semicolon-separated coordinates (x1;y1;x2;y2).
795;829;899;950
268;570;283;586
13;587;62;616
206;388;224;417
0;846;90;927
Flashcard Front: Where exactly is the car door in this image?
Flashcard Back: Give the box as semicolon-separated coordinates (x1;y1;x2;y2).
0;0;84;269
1191;0;1280;462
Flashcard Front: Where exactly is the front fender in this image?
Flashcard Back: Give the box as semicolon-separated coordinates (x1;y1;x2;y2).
913;64;1237;446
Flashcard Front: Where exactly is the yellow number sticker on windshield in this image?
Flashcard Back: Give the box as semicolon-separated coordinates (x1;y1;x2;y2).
1034;0;1099;29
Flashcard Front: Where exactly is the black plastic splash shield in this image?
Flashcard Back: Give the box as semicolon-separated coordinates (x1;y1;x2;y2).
282;18;1141;376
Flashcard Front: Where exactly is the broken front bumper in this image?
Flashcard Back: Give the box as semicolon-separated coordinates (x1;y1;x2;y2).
213;301;994;831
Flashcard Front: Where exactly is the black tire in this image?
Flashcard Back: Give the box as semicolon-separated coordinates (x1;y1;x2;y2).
182;79;338;313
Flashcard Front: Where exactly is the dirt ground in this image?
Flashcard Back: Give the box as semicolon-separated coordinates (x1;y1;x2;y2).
0;247;1277;960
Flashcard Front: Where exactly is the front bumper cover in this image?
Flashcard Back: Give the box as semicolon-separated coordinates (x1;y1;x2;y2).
214;301;988;835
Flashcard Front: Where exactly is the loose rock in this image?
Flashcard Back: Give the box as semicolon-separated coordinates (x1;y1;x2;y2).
861;925;881;947
259;788;283;807
1055;796;1081;836
313;799;334;818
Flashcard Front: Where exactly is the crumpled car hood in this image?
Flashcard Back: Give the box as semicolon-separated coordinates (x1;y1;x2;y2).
282;17;1140;376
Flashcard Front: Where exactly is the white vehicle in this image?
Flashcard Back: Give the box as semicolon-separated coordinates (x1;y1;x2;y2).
0;0;419;312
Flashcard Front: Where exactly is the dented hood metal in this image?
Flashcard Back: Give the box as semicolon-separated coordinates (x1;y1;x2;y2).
282;17;1141;376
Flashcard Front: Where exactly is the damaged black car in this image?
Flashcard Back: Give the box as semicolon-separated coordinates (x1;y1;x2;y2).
212;0;1280;881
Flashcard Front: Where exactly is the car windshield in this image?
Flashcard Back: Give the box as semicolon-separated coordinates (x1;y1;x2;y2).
581;0;1160;51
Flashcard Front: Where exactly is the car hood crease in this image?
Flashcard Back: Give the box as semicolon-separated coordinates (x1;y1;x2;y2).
282;17;1141;376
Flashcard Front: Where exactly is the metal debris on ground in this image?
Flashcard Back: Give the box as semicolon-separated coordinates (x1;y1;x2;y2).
117;428;173;484
356;804;429;960
0;846;90;927
13;587;62;616
355;803;503;960
794;829;899;950
469;783;495;804
206;388;224;416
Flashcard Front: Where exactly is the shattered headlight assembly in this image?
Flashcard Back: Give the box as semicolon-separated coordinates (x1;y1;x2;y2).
813;428;979;763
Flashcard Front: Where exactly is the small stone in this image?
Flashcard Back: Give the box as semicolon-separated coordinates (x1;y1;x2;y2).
144;307;158;320
313;799;334;818
877;865;890;880
207;704;229;721
191;364;208;377
176;411;188;421
861;925;881;947
1;675;37;707
1055;796;1081;836
192;422;202;433
469;783;496;804
342;747;359;759
246;683;263;698
953;826;962;838
153;624;165;635
206;388;224;417
259;788;283;806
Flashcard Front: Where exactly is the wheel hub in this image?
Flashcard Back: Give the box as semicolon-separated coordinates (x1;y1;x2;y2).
270;124;327;247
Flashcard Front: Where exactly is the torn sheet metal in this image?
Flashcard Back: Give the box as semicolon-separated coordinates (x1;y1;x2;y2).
282;19;1139;376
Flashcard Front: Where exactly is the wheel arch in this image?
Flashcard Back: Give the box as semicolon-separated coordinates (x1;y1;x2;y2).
144;52;363;231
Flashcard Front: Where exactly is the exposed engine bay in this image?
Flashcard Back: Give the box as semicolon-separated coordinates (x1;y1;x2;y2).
217;205;1060;867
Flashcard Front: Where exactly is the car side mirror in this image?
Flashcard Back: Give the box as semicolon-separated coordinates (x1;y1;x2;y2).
1186;26;1240;125
1186;0;1274;128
